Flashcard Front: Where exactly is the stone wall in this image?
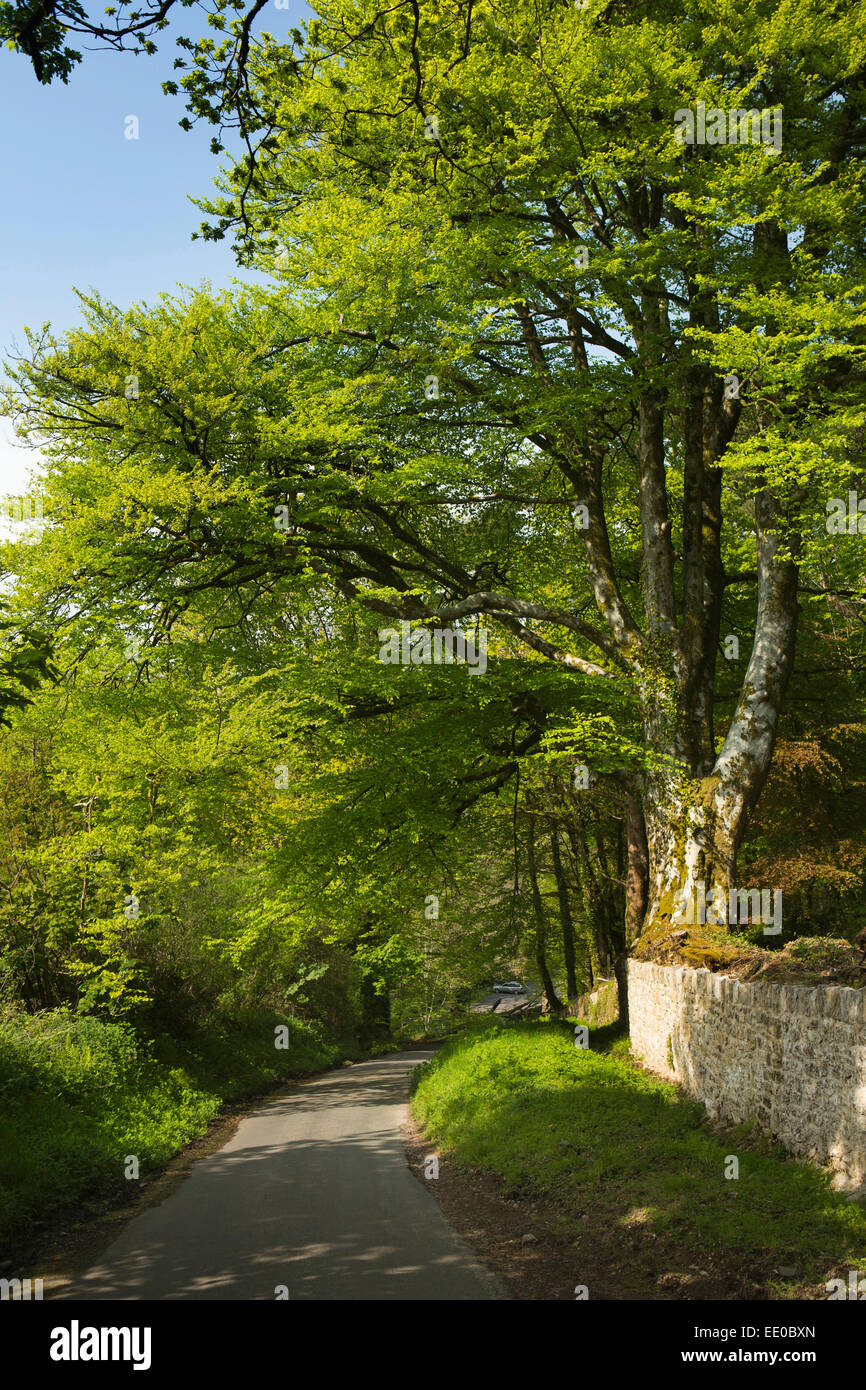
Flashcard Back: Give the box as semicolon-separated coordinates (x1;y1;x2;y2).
627;960;866;1191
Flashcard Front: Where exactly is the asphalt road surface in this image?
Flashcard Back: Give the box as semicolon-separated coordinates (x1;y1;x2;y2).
55;1050;507;1301
470;983;543;1015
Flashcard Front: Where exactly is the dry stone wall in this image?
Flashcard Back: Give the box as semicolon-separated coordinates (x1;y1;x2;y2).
627;960;866;1191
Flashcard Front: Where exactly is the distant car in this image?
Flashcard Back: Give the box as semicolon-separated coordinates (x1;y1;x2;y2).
492;981;526;994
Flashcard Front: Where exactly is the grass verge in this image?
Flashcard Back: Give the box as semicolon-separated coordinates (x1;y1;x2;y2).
410;1017;866;1296
0;1004;361;1261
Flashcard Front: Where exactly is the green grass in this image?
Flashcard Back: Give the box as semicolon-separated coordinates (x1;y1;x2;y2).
410;1020;866;1282
0;1004;356;1256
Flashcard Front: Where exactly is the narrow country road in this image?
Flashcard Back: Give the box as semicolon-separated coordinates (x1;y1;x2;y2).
54;1050;506;1301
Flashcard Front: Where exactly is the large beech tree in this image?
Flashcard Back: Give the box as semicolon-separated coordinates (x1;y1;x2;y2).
6;0;866;967
197;0;863;950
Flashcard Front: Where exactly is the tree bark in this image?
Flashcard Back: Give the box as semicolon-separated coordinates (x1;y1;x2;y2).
616;790;649;1028
550;824;579;1000
639;510;799;947
527;816;564;1014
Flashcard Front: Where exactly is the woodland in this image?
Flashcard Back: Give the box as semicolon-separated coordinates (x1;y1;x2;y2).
0;0;865;1249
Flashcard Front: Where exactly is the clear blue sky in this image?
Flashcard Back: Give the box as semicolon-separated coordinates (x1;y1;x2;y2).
0;1;310;497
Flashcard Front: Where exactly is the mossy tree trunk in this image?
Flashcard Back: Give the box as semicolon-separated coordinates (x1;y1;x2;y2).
637;511;799;953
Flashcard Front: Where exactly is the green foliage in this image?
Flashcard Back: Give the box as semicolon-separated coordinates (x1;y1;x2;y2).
0;0;84;83
0;603;56;728
0;1002;352;1255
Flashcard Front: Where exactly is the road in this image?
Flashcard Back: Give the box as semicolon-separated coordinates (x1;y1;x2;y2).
54;1050;506;1301
470;982;543;1015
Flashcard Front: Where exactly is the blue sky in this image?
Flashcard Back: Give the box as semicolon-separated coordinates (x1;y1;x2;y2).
0;1;310;499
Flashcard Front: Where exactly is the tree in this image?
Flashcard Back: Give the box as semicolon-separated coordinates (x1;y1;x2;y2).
550;823;577;1001
525;811;563;1015
0;602;56;729
1;0;266;87
191;0;866;949
5;0;866;973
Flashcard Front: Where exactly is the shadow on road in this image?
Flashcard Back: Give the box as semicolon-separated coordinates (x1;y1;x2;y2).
53;1052;506;1302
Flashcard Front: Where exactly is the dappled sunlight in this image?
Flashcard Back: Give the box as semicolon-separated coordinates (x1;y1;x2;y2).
53;1053;505;1301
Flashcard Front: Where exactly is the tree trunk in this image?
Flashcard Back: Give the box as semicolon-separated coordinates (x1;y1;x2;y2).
566;810;610;975
550;825;579;1000
359;972;391;1049
527;816;564;1014
616;791;649;1030
624;791;649;946
638;515;799;951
